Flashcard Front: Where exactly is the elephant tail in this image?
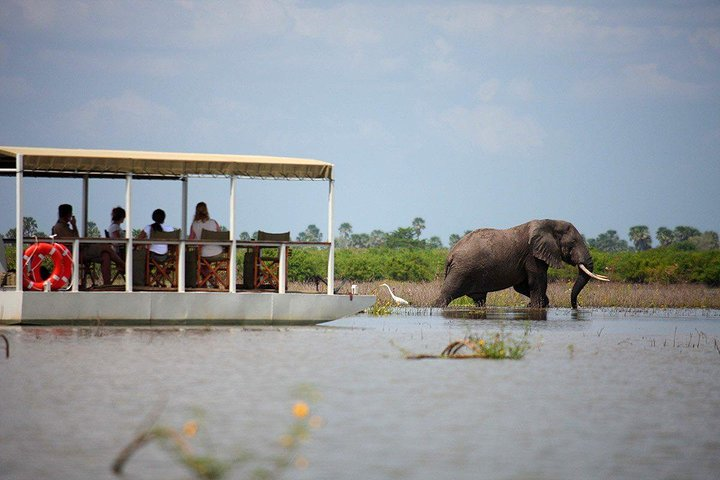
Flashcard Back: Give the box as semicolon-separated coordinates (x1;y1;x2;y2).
444;256;454;279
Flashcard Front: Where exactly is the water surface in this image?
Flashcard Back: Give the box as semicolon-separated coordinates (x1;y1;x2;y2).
1;308;719;479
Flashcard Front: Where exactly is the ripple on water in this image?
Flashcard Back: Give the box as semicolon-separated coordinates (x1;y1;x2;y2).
1;308;719;480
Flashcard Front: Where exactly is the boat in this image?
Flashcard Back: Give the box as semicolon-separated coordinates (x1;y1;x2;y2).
0;146;375;325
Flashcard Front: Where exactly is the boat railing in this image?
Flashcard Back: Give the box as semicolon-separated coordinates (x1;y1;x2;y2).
4;236;332;294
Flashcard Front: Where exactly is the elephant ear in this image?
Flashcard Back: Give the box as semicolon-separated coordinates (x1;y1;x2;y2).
530;222;563;269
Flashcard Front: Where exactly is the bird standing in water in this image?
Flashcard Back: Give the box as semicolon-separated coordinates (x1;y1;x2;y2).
380;283;409;305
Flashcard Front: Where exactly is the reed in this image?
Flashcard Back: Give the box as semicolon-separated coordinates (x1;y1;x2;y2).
294;280;720;309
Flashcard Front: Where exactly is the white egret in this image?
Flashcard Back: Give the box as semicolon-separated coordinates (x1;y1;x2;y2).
380;283;409;305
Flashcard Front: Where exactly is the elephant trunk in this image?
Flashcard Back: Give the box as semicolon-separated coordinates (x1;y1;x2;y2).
570;267;591;309
570;260;610;308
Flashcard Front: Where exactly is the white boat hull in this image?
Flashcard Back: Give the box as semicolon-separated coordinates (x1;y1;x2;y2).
0;291;376;326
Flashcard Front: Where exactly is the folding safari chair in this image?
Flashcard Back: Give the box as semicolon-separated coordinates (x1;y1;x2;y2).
196;229;230;290
145;229;181;289
250;231;290;290
104;229;125;285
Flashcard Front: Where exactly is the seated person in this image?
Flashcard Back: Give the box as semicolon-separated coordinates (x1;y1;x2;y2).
188;202;222;255
52;203;125;286
136;208;174;261
188;202;224;286
107;206;126;248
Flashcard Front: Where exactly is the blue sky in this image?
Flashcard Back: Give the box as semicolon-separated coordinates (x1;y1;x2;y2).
1;1;719;245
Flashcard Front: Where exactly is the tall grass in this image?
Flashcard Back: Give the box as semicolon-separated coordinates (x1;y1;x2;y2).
315;280;720;309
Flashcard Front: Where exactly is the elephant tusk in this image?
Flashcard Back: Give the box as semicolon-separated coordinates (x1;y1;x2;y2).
579;264;610;281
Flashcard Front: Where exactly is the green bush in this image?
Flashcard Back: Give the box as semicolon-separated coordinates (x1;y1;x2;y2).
6;241;718;286
286;246;720;286
287;247;447;282
591;248;720;285
288;248;328;281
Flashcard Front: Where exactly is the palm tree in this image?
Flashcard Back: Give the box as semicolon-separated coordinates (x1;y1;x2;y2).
656;227;673;247
411;217;426;239
86;221;101;238
338;222;352;248
297;224;322;242
628;225;652;251
4;217;46;238
369;230;386;247
588;230;629;252
673;226;701;243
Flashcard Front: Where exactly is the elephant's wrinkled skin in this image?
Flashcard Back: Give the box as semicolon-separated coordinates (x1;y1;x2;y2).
437;219;607;308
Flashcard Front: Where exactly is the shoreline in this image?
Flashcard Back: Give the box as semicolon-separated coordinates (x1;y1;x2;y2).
319;280;720;310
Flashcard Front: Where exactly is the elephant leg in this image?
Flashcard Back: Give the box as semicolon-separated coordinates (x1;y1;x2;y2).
436;271;466;307
513;281;544;307
527;270;549;308
513;281;530;298
469;292;487;307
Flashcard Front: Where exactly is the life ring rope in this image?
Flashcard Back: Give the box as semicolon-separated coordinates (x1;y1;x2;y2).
22;242;74;291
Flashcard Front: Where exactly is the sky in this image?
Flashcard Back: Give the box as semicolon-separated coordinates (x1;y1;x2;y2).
1;0;719;246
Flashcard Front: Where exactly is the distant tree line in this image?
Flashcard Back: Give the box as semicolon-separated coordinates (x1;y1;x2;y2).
588;226;719;252
330;218;443;249
3;217;100;239
5;217;719;254
4;217;719;286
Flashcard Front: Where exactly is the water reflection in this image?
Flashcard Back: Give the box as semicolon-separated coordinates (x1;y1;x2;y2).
2;309;720;480
442;307;547;321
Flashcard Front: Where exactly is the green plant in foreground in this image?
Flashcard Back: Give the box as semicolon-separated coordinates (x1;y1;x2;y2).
403;324;533;360
112;386;322;480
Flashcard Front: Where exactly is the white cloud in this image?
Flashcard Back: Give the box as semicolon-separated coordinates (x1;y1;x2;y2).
440;104;544;155
290;3;383;48
39;49;190;77
573;63;707;100
62;91;175;137
425;3;687;55
184;0;292;46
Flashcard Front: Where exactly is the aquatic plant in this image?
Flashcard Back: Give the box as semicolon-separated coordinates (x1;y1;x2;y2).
367;300;393;316
1;333;8;358
112;385;322;480
402;325;532;360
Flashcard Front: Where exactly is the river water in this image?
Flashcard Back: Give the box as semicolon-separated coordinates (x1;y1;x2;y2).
1;309;719;480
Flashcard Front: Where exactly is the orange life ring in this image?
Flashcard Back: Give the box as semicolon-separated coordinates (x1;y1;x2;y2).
22;242;73;291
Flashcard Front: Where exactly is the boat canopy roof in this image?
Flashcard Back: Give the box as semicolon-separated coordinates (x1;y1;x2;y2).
0;146;333;180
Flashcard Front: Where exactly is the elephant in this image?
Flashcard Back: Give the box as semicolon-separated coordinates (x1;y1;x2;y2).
437;219;609;309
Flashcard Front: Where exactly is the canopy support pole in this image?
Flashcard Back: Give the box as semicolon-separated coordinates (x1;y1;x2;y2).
229;176;237;293
125;174;133;291
327;179;335;295
178;177;188;292
82;175;89;236
15;154;23;292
